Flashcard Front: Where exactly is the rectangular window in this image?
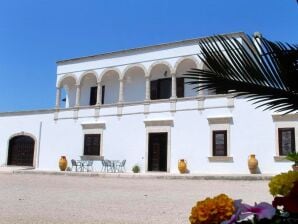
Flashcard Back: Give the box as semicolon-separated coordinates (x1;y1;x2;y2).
278;128;295;156
159;78;171;99
213;130;227;156
150;78;172;100
84;134;100;156
101;85;105;104
89;86;97;106
176;77;184;98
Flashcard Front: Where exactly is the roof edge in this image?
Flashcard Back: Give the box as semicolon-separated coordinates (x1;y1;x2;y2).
56;31;246;65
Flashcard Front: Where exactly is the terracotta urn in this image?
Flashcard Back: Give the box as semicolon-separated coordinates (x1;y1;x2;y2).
248;154;258;174
178;159;187;174
59;156;68;171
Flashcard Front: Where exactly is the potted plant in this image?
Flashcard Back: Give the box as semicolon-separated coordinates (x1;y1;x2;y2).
132;164;140;173
286;152;298;171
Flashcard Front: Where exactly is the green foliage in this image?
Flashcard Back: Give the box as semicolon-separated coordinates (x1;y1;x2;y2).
268;171;298;196
286;152;298;165
184;33;298;114
132;164;140;173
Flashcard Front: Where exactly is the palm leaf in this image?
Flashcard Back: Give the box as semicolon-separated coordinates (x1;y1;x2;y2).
184;34;298;114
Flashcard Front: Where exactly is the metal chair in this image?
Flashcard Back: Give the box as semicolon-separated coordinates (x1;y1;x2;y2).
101;160;107;172
71;159;81;172
116;159;126;172
84;160;93;172
105;160;114;172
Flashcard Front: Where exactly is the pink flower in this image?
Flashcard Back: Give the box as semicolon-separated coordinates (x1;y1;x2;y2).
221;200;242;224
240;202;276;220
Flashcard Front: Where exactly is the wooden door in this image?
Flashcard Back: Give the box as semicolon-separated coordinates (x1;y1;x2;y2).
148;133;167;172
8;136;35;166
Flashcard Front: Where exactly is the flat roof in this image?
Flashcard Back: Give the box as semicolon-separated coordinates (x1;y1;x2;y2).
57;31;246;65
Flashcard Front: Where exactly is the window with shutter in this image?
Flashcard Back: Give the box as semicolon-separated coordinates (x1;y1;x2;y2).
176;77;184;98
159;78;171;99
213;130;227;156
278;128;295;156
89;86;97;105
84;134;101;156
101;85;105;104
150;78;171;100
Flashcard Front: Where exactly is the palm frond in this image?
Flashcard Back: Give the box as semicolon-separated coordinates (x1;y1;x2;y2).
184;34;298;114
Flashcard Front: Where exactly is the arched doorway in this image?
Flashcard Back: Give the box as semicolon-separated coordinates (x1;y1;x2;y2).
7;135;35;166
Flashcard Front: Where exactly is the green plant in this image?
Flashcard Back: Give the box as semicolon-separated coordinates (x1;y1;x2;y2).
132;164;140;173
286;152;298;166
184;33;298;114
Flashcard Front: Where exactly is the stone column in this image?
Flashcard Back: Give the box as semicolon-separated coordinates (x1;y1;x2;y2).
145;76;150;101
171;74;177;99
96;82;102;106
55;87;61;109
118;79;124;103
75;84;81;107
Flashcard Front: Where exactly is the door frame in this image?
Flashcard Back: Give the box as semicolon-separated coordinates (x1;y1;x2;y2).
148;132;168;172
144;119;173;173
6;132;37;167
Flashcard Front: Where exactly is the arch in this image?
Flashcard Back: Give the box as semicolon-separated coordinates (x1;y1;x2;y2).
173;56;200;73
98;68;121;83
57;74;77;108
78;71;98;85
122;64;147;79
148;61;174;77
7;132;37;167
123;64;147;103
175;57;200;98
57;73;77;88
78;71;98;106
99;68;121;104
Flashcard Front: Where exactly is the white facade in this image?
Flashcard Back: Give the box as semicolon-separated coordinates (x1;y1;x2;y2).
0;32;297;174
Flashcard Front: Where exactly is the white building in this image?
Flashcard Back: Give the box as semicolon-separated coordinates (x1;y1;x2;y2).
0;32;297;174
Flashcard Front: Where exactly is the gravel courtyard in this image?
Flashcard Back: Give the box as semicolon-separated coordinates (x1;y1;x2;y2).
0;174;272;224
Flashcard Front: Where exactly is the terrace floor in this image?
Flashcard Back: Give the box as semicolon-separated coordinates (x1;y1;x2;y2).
0;173;272;224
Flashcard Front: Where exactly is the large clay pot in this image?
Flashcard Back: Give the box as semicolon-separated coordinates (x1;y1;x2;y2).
248;154;258;174
178;159;187;174
59;156;67;171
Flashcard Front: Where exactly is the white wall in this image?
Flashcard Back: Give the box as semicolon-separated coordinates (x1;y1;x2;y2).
0;97;295;174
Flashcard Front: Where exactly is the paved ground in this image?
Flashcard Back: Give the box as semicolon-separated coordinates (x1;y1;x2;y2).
0;173;272;224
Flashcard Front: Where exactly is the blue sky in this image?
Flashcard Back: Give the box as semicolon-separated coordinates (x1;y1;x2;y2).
0;0;297;112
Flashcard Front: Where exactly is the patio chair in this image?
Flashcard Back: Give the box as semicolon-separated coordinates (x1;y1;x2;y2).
104;160;114;173
116;159;126;172
101;160;107;172
71;159;81;172
84;160;93;172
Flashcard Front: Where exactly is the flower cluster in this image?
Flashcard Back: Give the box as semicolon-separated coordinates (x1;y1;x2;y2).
189;194;235;224
269;170;298;196
189;172;298;224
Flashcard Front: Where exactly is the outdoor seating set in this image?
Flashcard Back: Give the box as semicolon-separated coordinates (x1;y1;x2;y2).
71;159;126;173
71;159;94;172
101;159;126;173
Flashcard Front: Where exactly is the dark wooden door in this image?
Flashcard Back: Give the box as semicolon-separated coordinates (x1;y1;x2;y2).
148;133;167;172
8;136;35;166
